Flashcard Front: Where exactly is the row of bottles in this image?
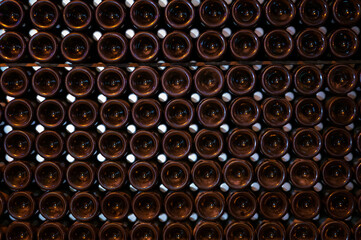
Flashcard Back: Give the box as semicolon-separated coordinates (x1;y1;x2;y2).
1;64;360;98
1;27;361;62
4;219;361;240
1;0;361;31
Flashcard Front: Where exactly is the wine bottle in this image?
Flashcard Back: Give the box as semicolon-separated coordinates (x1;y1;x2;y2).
68;222;97;240
128;161;158;191
130;0;160;29
290;191;320;220
197;31;226;61
194;129;224;159
298;0;329;26
35;161;64;191
288;159;319;189
227;191;257;220
97;32;127;63
129;66;159;97
195;191;225;220
132;191;161;221
61;33;92;62
101;192;130;221
100;99;130;129
230;97;260;127
0;67;29;97
66;131;96;160
230;29;260;60
6;222;33;240
332;0;361;26
232;0;261;27
326;64;357;94
63;0;92;31
163;222;192;240
164;99;194;129
32;68;62;97
329;28;359;59
29;32;59;62
35;130;64;159
165;0;194;29
325;190;355;219
199;0;229;28
162;31;192;62
37;99;67;129
0;0;24;29
260;65;291;95
68;99;99;129
0;31;27;62
98;130;127;160
97;67;127;98
164;192;193;221
296;28;327;59
223;158;253;190
8;191;36;220
132;98;162;129
4;160;32;190
264;0;296;26
161;66;192;97
30;0;60;30
95;0;126;30
130;32;159;62
292;128;322;158
321;159;351;188
160;160;190;191
99;222;127;240
261;97;292;127
39;191;68;221
97;161;126;191
191;160;221;190
227;128;258;158
194;221;223;240
258;191;288;220
162;130;192;160
4;130;34;159
194;66;225;97
263;30;294;59
38;222;67;240
197;98;227;128
66;161;95;191
226;65;256;95
259;128;289;158
293;65;324;95
294;98;324;127
65;67;95;98
323;127;352;157
129;130;159;160
326;96;357;126
70;192;99;221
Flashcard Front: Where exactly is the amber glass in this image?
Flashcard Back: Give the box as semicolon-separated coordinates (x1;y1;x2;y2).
226;65;256;95
327;64;357;94
30;0;59;29
194;66;224;97
8;191;35;220
0;32;26;62
98;131;127;160
326;97;357;125
97;67;127;98
0;0;24;29
294;98;323;126
325;190;355;219
69;222;97;240
5;99;34;128
223;158;253;189
323;127;352;157
0;67;28;97
96;0;126;30
35;130;64;159
161;66;192;97
65;67;95;97
329;28;359;58
194;129;224;159
290;191;320;220
287;221;318;240
194;221;223;240
61;33;91;62
162;130;192;160
296;28;327;59
101;192;130;221
37;99;66;128
262;97;292;127
66;161;95;191
289;159;319;189
263;30;294;59
294;65;323;95
321;159;351;188
132;98;162;129
29;32;58;62
256;159;286;190
161;161;190;191
130;130;159;160
130;0;159;29
32;68;61;97
129;66;159;97
66;131;96;160
259;192;288;220
4;130;34;159
227;191;257;220
265;0;296;26
130;32;159;62
128;161;158;191
197;98;227;128
227;129;258;158
260;129;289;158
163;222;192;240
68;99;98;129
299;0;328;26
333;0;361;25
195;192;225;220
97;32;127;63
192;160;221;190
199;0;229;28
35;161;63;191
230;97;260;127
99;222;127;240
6;222;33;240
319;220;351;240
162;31;192;62
100;99;130;129
4;161;32;190
39;192;67;221
98;161;126;191
197;31;226;61
63;0;92;30
164;99;194;129
165;0;194;29
38;222;66;240
232;0;261;27
292;128;322;158
164;192;193;221
132;192;161;221
260;65;291;95
70;192;99;221
230;30;260;60
131;222;159;240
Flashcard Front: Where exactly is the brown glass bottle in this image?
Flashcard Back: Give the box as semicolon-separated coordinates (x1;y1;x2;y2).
227;128;258;158
0;31;26;62
162;31;192;62
230;97;260;127
100;99;130;129
293;65;324;95
292;128;322;158
326;97;357;126
325;190;355;219
333;0;361;25
323;127;352;157
131;222;159;240
32;68;62;97
67;131;96;160
68;99;98;129
319;219;351;240
197;98;226;128
6;222;33;240
194;129;224;159
129;66;159;97
256;159;286;190
262;97;292;127
0;67;29;97
65;67;95;98
199;0;229;28
161;160;190;191
164;192;193;221
69;222;97;240
99;222;127;240
294;98;324;126
194;221;223;240
29;32;59;62
38;222;67;240
132;191;161;221
35;130;64;159
128;161;158;191
101;192;130;221
257;222;286;240
95;0;126;30
97;32;127;63
197;31;227;61
132;98;161;129
192;160;221;190
37;99;67;128
162;130;192;160
98;161;126;191
4;160;32;190
223;158;253;189
194;66;224;97
296;28;327;59
329;28;359;58
298;0;329;26
321;159;351;188
0;192;7;217
0;0;24;29
5;99;34;128
327;64;357;94
290;191;320;220
35;161;64;191
230;30;260;60
61;33;92;62
30;0;60;30
163;222;192;240
258;192;288;220
8;191;35;220
63;0;92;30
130;130;159;160
39;191;68;221
260;65;291;95
265;0;296;26
97;67;127;98
232;0;261;27
130;32;159;62
4;130;34;159
263;30;294;59
195;191;225;220
260;128;289;158
161;66;192;97
130;0;159;29
165;0;194;29
70;192;99;221
287;221;318;240
66;161;95;191
289;159;319;189
164;99;194;129
225;221;254;240
98;131;127;160
354;160;361;186
226;65;256;95
227;191;257;220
